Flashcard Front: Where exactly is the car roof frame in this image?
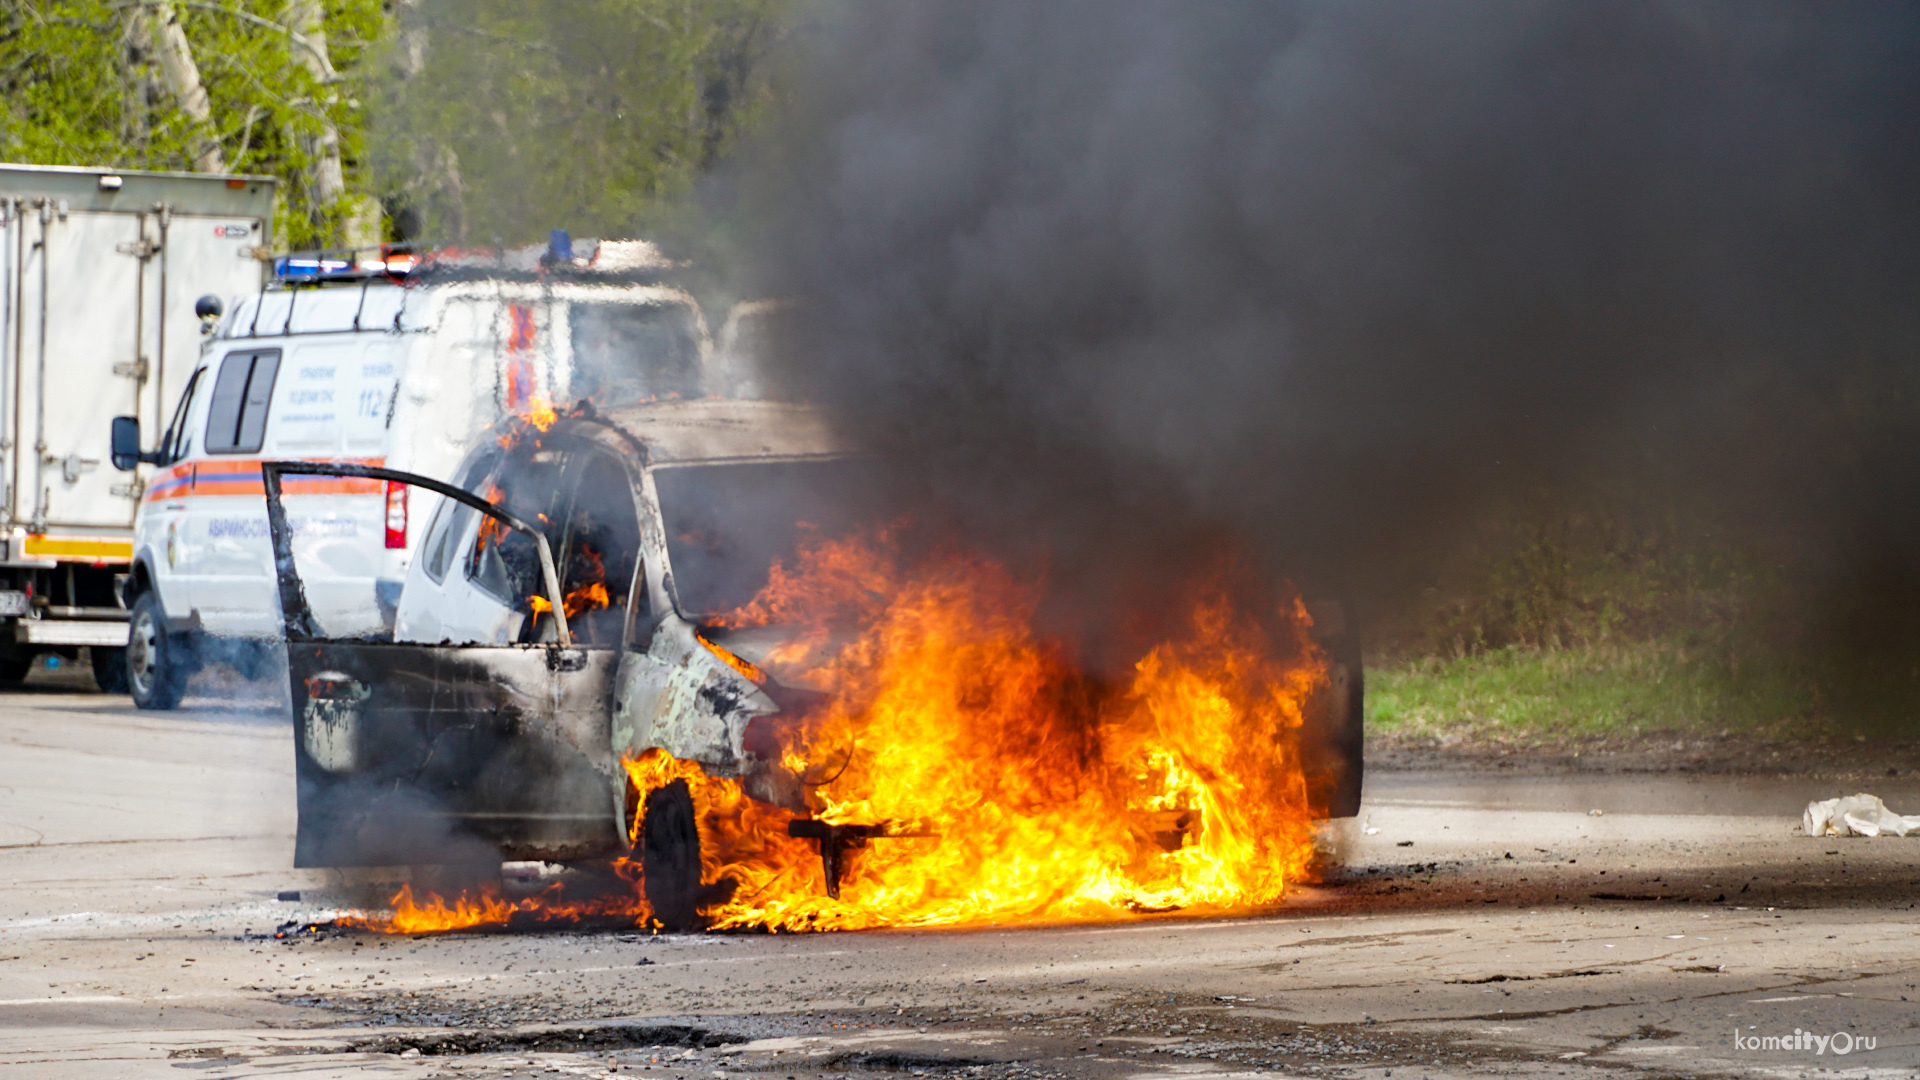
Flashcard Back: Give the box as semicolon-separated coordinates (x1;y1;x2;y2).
260;461;573;646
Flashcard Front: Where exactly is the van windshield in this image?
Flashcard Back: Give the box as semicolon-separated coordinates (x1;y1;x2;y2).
570;301;704;405
654;458;881;620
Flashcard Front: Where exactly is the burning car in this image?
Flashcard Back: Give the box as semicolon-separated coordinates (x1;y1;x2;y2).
269;399;867;916
266;398;1363;932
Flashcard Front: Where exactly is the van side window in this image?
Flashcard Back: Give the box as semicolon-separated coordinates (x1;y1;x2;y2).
205;349;281;454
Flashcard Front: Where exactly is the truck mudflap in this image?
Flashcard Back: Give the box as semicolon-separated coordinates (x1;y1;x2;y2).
263;462;627;867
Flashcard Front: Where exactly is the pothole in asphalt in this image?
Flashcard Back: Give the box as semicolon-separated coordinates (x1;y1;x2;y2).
344;1022;747;1055
818;1051;1008;1072
1447;968;1614;984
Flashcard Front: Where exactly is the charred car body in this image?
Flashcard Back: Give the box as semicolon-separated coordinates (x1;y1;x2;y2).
268;399;1364;923
270;399;870;913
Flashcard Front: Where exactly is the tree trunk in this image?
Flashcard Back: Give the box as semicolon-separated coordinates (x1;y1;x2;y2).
134;2;225;173
114;10;153;161
282;0;346;217
388;0;465;243
393;0;429;80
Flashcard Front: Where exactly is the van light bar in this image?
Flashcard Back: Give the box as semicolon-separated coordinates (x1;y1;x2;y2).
383;482;407;549
271;245;419;285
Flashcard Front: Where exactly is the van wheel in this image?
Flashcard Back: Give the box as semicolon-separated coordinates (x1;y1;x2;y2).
641;779;704;931
127;593;186;710
91;647;129;694
0;656;30;685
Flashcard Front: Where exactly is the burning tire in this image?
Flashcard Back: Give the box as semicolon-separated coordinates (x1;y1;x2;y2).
127;592;187;710
641;779;704;930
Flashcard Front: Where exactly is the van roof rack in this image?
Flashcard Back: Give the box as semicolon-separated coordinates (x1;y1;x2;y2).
271;244;419;285
266;236;680;289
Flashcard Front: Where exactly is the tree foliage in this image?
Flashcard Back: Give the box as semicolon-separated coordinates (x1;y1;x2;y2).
373;0;785;246
0;0;786;249
0;0;383;248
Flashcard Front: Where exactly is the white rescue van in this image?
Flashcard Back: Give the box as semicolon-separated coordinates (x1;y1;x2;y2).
111;239;721;708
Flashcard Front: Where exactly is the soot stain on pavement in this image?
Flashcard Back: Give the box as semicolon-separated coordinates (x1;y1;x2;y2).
260;995;1567;1080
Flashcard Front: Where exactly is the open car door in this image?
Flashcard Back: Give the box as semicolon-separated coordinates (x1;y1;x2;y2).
263;461;628;868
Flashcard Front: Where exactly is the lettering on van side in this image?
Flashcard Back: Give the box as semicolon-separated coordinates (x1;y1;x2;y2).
287;389;334;405
206;517;359;539
207;518;269;539
289;518;359;539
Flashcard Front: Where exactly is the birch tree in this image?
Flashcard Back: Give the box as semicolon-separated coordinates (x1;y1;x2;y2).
2;0;790;248
128;0;224;171
0;0;382;248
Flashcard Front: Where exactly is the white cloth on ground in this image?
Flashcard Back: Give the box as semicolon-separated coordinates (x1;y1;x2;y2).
1802;793;1920;837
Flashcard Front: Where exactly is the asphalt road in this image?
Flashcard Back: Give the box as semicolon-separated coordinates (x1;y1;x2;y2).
3;671;1918;1080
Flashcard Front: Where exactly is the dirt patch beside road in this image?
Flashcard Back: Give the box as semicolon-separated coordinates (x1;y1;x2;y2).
1371;727;1920;781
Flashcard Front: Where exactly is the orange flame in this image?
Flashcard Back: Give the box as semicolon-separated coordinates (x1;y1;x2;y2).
365;530;1325;935
690;542;1322;931
561;543;610;619
696;632;767;683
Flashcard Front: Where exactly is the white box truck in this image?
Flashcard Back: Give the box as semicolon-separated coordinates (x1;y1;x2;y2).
0;164;274;688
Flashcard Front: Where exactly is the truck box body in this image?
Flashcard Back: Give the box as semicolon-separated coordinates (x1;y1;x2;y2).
0;164;272;657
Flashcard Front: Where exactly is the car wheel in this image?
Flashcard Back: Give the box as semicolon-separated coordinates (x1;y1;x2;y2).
91;646;129;694
641;779;704;931
127;592;187;710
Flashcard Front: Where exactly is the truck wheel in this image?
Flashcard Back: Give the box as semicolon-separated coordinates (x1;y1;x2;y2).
126;593;187;710
641;779;704;931
91;647;129;694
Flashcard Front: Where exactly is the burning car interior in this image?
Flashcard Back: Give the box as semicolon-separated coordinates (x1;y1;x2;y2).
399;439;643;648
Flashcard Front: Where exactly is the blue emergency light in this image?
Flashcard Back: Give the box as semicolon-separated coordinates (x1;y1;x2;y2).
270;245;419;285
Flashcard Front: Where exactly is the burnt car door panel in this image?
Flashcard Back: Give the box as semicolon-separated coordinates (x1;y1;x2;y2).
291;643;622;865
264;461;615;866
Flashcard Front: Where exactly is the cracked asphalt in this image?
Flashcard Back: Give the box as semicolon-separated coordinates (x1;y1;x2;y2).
4;672;1919;1079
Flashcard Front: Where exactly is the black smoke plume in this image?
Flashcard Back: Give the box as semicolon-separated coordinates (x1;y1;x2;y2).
744;1;1920;707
